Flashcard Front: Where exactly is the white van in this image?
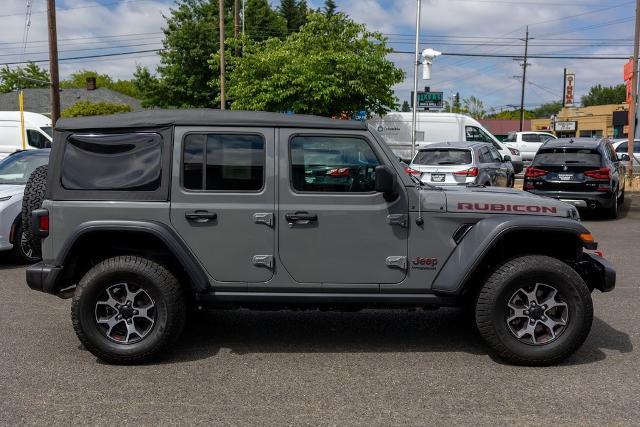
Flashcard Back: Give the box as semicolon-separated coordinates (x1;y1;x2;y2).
370;112;524;173
504;131;556;161
0;112;52;159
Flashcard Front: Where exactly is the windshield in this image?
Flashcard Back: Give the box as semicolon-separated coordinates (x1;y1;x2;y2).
533;148;601;167
0;153;48;185
40;126;53;137
413;149;472;165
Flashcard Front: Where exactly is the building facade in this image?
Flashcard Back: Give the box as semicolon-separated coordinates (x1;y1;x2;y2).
531;103;629;139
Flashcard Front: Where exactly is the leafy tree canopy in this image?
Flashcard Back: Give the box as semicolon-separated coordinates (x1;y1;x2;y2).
61;101;133;118
60;70;139;99
0;63;50;93
324;0;337;16
401;100;410;112
279;0;308;32
581;84;626;107
221;12;405;117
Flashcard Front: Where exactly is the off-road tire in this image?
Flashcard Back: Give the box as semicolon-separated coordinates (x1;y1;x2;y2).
10;222;39;264
21;164;48;258
475;255;593;366
605;190;618;219
71;256;186;364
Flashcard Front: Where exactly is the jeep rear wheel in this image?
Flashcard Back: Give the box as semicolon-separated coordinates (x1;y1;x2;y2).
475;255;593;366
71;256;186;364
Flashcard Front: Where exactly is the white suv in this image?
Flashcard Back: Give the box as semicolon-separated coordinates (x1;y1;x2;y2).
505;131;556;161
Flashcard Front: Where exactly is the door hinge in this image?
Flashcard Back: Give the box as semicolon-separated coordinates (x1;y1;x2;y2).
252;255;274;269
387;214;408;228
253;213;274;227
386;256;407;270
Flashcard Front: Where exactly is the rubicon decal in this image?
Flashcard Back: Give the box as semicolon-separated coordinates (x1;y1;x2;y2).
411;257;438;270
457;202;557;214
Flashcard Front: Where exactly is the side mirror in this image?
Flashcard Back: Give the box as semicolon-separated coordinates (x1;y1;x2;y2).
620;153;631;162
375;165;398;200
503;155;511;162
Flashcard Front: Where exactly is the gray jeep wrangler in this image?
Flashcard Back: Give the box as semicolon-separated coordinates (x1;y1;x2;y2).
25;109;615;365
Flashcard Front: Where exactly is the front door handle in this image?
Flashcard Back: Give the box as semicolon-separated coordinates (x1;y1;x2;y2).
285;211;318;225
185;210;217;223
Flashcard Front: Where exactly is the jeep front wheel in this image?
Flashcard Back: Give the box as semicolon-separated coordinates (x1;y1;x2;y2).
71;256;186;364
475;255;593;366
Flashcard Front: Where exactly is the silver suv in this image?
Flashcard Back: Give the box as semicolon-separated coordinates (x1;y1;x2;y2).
25;110;615;365
408;141;515;187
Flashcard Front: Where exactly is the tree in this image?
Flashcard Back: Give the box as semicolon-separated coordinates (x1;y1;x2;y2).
0;63;50;93
61;101;133;118
134;0;288;108
222;12;405;117
531;101;562;118
462;96;486;119
324;0;337;16
279;0;308;32
581;84;626;107
401;100;410;112
244;0;287;41
60;70;139;98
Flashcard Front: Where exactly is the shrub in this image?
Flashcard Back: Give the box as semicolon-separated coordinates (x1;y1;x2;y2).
61;101;133;118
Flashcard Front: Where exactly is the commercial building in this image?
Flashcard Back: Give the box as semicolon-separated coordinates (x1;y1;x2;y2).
531;103;629;139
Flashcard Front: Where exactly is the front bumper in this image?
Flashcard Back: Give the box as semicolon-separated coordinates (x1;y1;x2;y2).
527;189;614;209
578;252;616;293
26;262;64;295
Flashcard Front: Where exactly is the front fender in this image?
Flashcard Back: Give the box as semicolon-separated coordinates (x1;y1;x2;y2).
431;215;591;294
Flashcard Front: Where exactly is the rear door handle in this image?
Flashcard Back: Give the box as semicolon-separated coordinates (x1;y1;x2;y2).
285;211;318;225
185;210;217;223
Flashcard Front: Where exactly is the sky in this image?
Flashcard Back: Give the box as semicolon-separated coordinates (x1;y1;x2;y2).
0;0;635;112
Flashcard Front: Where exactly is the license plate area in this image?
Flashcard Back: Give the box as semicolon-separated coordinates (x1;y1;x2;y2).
431;173;445;182
557;173;575;181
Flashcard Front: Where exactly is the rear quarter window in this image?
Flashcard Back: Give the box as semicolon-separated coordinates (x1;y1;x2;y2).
62;132;162;191
413;149;472;165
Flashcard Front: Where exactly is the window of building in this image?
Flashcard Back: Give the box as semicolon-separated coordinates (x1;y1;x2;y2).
290;136;380;193
182;133;265;192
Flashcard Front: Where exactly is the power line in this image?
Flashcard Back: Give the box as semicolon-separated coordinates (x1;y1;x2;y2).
0;0;159;18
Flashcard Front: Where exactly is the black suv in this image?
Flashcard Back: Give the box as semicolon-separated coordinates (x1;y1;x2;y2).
524;138;628;218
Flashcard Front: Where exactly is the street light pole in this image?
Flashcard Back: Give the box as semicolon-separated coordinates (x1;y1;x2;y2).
519;26;529;132
411;0;422;160
628;0;640;176
46;0;60;126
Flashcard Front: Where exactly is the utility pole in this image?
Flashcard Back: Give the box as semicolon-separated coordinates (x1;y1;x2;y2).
518;26;529;132
234;0;240;56
628;0;640;176
46;0;60;126
411;0;422;160
219;0;226;110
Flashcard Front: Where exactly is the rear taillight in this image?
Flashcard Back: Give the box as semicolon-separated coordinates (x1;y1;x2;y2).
326;167;350;177
525;167;547;178
584;167;610;180
404;166;422;177
32;209;49;238
453;167;478;177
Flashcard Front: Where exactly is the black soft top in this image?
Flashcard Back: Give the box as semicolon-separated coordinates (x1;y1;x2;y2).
55;109;367;131
541;137;606;150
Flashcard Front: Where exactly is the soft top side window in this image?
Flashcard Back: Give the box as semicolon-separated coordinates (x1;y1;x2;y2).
62;132;162;191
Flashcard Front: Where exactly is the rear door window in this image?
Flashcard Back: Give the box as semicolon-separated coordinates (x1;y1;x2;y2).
533;148;602;167
522;134;541;143
62;132;162;191
413;149;471;165
27;129;51;149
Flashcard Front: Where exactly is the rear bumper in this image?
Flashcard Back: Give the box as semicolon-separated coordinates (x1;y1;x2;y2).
26;262;63;295
0;236;12;251
527;189;614;208
579;252;616;293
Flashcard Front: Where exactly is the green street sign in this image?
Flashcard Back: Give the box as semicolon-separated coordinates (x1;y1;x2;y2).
412;91;444;108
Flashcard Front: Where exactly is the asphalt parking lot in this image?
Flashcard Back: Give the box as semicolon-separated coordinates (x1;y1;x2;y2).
1;196;639;425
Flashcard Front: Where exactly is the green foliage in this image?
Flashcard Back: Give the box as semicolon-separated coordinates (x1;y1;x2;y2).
279;0;308;32
60;70;140;98
244;0;287;41
401;100;410;112
462;96;486;119
487;109;535;120
61;101;133;118
531;101;562;118
324;0;337;16
581;84;626;107
222;12;405;117
0;63;50;93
